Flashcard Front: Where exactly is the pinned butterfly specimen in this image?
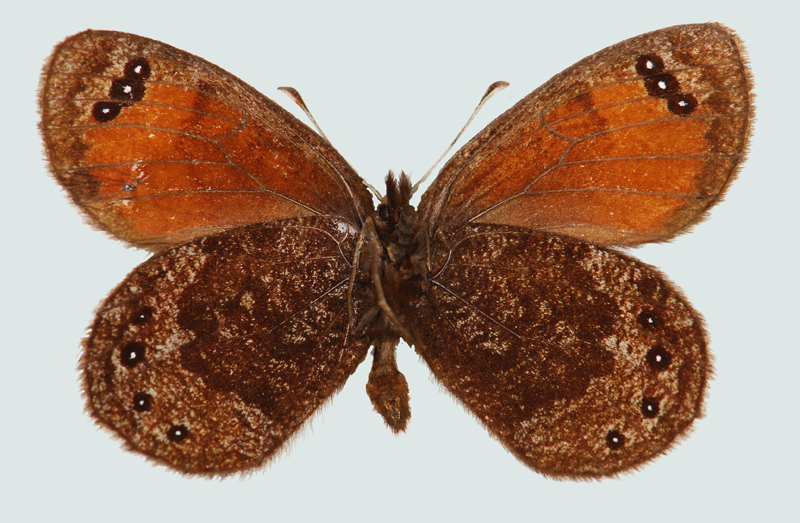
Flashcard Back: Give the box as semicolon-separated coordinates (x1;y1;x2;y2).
39;23;752;478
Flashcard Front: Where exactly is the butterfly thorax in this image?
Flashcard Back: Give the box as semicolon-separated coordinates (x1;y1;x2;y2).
375;171;428;307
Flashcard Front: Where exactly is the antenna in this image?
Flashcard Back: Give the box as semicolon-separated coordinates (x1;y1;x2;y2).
279;86;383;199
278;86;331;143
411;80;509;195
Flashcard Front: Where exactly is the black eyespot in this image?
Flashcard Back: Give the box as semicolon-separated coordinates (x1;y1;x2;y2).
643;73;681;98
120;341;146;368
167;424;189;443
109;78;146;102
637;309;662;330
92;101;123;122
124;57;151;80
642;397;660;418
133;392;152;412
606;430;626;450
635;54;665;76
646;345;673;371
667;93;699;115
131;306;154;325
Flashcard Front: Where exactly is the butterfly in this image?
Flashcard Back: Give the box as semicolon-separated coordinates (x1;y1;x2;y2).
39;23;752;478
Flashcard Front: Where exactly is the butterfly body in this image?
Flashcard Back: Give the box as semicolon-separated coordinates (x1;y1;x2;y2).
40;24;752;478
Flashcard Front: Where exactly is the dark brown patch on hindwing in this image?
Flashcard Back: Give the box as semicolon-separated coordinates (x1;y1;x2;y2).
411;226;708;478
82;217;372;474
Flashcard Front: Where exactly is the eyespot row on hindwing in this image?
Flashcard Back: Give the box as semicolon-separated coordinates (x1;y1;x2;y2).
603;308;675;452
117;305;191;445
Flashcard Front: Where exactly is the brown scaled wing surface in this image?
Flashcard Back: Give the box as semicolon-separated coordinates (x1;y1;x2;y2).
410;23;751;478
410;226;707;477
84;217;372;473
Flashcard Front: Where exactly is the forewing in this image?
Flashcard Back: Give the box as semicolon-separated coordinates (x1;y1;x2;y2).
83;217;371;474
40;31;373;250
410;225;707;478
419;23;752;248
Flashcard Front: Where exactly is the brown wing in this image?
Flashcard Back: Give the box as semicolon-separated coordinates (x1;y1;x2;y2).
40;31;374;251
418;23;752;250
83;217;371;474
410;225;707;478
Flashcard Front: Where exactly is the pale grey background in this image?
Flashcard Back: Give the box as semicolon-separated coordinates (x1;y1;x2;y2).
2;1;797;521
